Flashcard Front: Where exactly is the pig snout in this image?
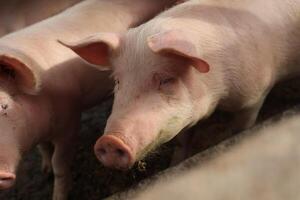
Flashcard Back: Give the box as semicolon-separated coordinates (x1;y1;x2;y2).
0;172;15;189
94;135;134;170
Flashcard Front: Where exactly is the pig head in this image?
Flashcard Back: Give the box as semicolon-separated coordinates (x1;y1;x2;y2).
0;49;50;189
63;29;212;170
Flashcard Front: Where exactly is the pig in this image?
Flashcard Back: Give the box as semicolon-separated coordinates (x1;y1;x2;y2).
64;0;300;170
0;0;179;199
0;0;83;37
131;114;300;200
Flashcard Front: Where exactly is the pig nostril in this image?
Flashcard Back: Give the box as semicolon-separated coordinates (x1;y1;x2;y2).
116;148;125;157
0;177;12;181
98;148;106;155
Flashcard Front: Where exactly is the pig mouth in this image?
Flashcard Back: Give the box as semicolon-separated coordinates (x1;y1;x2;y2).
0;172;16;189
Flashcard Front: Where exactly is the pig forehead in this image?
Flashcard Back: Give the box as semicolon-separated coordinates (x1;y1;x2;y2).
111;28;187;76
111;29;160;71
111;46;179;77
111;56;177;80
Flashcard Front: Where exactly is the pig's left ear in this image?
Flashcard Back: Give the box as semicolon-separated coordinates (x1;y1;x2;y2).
0;52;41;95
147;30;209;73
59;33;120;70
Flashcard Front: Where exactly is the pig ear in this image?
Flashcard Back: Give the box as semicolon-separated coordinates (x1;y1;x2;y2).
58;33;120;70
147;30;210;73
0;54;41;94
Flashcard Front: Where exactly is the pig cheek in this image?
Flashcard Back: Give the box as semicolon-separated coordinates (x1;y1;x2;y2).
134;119;179;161
159;117;184;143
158;95;195;144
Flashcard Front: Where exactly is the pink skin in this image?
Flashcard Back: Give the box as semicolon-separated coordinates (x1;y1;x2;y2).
0;0;179;199
66;0;300;170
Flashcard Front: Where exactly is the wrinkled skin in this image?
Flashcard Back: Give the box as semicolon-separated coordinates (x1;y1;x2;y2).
0;0;83;37
0;0;179;199
66;0;300;170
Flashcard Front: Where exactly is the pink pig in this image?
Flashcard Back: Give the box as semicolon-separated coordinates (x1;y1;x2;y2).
0;0;178;199
65;0;300;170
0;0;83;37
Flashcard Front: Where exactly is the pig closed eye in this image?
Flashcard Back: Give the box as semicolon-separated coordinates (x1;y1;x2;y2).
153;73;177;93
159;77;176;87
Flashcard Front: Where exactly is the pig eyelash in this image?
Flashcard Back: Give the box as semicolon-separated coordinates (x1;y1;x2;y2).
159;77;176;87
153;73;177;90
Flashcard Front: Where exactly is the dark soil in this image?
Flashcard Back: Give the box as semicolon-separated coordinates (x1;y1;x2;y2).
0;78;299;200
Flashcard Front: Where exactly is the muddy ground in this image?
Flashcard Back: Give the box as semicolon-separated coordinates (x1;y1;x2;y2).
0;78;300;200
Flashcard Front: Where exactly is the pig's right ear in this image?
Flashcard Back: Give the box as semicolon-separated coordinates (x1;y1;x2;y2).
58;33;120;70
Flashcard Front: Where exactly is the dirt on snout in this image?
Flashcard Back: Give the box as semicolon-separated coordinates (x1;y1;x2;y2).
0;78;299;200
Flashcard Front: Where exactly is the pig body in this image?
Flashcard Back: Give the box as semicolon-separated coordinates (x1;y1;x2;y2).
0;0;178;199
67;0;300;169
0;0;83;37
